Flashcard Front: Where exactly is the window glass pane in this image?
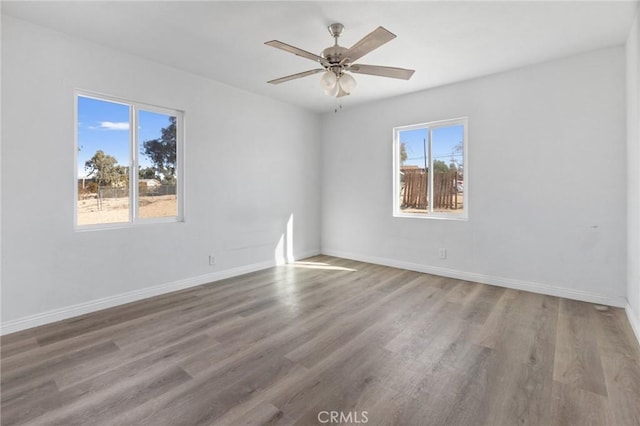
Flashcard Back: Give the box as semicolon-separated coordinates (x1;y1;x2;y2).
431;124;464;214
138;110;177;219
399;128;429;214
77;96;130;225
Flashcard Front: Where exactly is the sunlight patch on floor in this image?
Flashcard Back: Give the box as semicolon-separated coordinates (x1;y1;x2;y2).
286;261;357;272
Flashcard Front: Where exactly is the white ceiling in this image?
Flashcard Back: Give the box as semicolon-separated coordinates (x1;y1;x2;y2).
2;1;637;113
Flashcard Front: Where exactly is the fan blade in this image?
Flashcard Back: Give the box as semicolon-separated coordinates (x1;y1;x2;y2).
344;27;396;63
267;69;325;85
349;64;415;80
265;40;326;64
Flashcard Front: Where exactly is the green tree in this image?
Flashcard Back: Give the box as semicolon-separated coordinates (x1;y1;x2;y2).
400;143;408;165
85;150;125;188
142;116;176;184
433;160;449;174
139;166;159;180
84;150;126;209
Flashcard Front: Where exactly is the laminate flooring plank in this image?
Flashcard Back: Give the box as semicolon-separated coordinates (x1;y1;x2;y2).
0;379;58;417
369;269;422;293
1;341;119;399
225;401;287;426
205;270;378;345
321;345;425;420
0;338;39;360
196;266;378;346
3;334;215;425
592;305;640;359
273;333;396;423
469;288;520;349
599;350;640;426
34;294;202;347
284;276;440;368
291;378;397;426
2;287;251;373
211;365;311;426
27;365;191;426
384;283;466;359
400;343;494;426
549;380;613;426
260;315;428;422
480;293;559;426
55;333;217;390
553;298;608;396
445;279;482;304
591;307;640;425
1;297;206;371
110;287;284;350
203;285;386;365
112;286;295;353
110;350;296;425
179;266;404;360
459;283;506;324
0;331;38;348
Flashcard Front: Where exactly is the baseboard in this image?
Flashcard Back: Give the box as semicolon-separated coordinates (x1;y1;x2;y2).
1;249;320;336
626;303;640;347
321;249;627;308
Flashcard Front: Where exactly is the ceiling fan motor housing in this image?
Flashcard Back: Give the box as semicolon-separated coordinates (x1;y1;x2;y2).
322;46;348;69
322;23;349;75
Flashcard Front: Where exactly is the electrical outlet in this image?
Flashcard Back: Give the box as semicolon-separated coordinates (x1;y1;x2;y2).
208;255;216;266
439;248;447;260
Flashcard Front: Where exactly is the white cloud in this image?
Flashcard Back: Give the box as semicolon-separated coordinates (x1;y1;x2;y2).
99;121;129;130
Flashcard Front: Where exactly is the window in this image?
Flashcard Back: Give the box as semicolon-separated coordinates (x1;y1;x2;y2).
394;117;467;219
75;92;183;227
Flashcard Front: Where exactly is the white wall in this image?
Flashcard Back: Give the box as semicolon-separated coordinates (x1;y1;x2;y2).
321;47;627;306
627;12;640;341
1;16;320;330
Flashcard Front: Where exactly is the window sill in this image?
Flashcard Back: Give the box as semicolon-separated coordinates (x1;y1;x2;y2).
74;217;184;232
393;212;468;221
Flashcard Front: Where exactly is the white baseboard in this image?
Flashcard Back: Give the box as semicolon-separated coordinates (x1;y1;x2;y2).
626;303;640;347
1;249;321;336
321;249;627;308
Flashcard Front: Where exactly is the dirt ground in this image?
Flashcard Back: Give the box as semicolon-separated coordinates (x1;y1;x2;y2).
77;195;177;225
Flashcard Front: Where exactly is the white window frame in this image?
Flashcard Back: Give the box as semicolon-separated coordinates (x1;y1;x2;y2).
393;117;468;220
74;90;185;230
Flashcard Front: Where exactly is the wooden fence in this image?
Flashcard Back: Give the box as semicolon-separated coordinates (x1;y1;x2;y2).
401;169;460;210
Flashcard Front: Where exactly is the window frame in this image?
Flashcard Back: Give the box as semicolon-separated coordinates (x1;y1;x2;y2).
393;117;468;220
74;90;185;230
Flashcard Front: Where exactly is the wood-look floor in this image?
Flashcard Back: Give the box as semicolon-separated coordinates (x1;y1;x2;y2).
2;256;640;426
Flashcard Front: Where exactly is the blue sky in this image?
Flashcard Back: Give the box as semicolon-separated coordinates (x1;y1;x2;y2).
400;124;464;170
77;96;173;178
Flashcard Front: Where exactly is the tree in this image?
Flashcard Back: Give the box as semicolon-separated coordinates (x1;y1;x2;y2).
400;143;408;165
139;166;160;180
142;117;176;184
433;160;449;174
85;150;125;187
84;150;126;209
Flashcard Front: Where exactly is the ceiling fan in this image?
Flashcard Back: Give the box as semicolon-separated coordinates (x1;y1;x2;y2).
265;23;415;98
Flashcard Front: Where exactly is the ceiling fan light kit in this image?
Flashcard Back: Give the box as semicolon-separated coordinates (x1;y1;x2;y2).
265;23;415;99
321;70;357;97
